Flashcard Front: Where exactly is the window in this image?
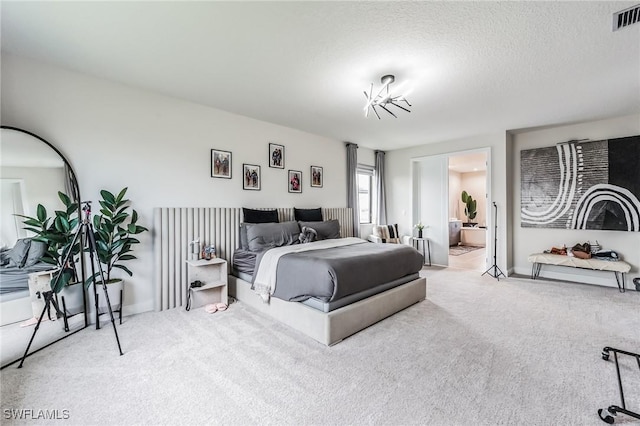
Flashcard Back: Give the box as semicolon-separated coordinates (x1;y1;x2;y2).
357;166;374;224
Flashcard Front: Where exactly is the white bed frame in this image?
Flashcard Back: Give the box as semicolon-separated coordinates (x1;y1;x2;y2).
229;275;426;346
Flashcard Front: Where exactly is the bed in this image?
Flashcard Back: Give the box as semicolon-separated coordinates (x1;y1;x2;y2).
152;207;427;345
0;239;54;325
229;214;427;345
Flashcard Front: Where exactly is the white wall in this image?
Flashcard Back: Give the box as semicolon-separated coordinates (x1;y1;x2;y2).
511;114;640;287
448;170;461;220
1;54;347;314
387;134;507;271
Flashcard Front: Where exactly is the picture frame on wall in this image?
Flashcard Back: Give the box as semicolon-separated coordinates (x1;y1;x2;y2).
211;149;232;179
243;163;261;190
269;143;285;169
310;166;323;188
288;170;302;193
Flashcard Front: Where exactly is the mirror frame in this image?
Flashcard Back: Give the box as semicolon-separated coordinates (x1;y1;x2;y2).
0;125;88;369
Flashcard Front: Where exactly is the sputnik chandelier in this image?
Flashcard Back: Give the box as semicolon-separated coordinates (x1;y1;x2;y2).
363;74;411;119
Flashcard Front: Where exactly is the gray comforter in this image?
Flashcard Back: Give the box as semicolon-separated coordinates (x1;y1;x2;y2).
254;240;423;302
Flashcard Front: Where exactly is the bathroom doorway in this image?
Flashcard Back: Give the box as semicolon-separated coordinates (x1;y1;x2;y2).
448;151;489;271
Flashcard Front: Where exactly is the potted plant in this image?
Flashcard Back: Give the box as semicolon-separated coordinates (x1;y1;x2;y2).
414;222;425;238
18;191;85;314
461;190;477;227
87;188;148;317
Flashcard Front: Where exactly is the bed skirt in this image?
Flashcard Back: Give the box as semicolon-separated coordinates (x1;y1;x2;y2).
228;275;426;346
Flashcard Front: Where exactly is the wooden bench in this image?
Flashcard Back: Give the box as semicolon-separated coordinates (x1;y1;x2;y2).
528;253;632;293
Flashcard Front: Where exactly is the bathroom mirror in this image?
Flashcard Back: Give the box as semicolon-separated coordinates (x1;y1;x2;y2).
0;126;87;369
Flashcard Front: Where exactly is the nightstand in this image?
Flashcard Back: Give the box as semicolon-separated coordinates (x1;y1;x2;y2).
411;237;432;267
185;258;228;310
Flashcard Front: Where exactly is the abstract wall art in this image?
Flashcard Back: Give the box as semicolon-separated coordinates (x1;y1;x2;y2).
521;136;640;232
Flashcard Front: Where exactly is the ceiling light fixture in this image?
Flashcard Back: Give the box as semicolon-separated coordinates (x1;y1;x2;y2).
363;74;411;119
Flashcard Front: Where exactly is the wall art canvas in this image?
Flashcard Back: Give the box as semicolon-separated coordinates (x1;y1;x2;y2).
310;166;323;188
243;164;261;190
211;149;231;179
521;136;640;232
269;143;284;169
288;170;302;193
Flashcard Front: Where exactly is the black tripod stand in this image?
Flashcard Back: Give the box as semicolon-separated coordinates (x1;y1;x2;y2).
482;202;506;281
18;201;123;368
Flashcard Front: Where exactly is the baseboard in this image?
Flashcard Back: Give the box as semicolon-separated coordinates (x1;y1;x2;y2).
512;266;625;289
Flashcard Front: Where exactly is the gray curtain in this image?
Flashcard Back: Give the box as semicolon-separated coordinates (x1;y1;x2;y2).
375;150;387;224
346;142;360;237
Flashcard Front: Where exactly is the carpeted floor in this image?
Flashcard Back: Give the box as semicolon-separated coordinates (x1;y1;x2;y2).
1;268;639;425
449;245;484;256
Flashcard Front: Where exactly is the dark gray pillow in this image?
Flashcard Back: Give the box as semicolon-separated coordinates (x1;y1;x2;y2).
298;219;340;240
7;238;31;268
294;208;323;222
24;240;47;267
246;221;301;252
242;208;279;224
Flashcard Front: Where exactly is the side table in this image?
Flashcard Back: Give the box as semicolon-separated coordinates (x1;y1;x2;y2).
412;237;432;267
185;258;228;310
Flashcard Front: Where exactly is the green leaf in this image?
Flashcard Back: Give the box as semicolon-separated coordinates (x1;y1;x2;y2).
131;209;138;224
96;240;109;253
58;191;71;207
100;190;116;205
118;254;136;261
51;268;74;293
100;208;113;218
37;204;47;222
113;264;133;276
22;218;42;227
115;187;128;203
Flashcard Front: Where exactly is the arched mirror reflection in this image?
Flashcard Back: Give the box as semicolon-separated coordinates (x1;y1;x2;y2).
0;126;86;368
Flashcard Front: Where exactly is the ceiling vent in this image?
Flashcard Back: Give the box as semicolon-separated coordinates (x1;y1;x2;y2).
613;4;640;31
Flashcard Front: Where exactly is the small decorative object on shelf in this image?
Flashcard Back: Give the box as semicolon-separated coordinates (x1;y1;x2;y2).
204;245;216;260
414;222;425;238
190;238;201;260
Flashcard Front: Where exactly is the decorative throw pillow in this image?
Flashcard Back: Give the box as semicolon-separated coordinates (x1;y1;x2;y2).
298;226;318;244
246;221;301;252
240;208;280;250
242;208;279;224
373;224;400;243
6;238;32;268
298;219;340;241
24;240;48;267
294;207;323;222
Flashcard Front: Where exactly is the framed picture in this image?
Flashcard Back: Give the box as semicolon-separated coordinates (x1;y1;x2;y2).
288;170;302;193
243;164;261;190
310;166;323;188
269;143;285;169
211;149;232;179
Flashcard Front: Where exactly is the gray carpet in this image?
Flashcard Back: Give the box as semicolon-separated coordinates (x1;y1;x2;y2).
1;268;639;425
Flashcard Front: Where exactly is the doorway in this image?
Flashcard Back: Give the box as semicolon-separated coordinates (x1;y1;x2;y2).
447;151;488;271
411;148;491;269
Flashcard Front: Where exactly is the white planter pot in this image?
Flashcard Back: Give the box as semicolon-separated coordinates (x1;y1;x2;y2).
58;282;85;316
89;279;123;324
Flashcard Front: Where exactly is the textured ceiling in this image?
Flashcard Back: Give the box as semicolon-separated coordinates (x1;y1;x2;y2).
2;1;639;151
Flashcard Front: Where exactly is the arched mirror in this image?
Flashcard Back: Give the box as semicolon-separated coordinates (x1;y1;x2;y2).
0;126;86;368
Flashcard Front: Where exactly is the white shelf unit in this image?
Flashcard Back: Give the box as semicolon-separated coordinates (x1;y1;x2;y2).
185;258;228;309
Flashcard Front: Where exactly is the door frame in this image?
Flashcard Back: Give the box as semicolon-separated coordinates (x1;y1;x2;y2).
411;146;492;268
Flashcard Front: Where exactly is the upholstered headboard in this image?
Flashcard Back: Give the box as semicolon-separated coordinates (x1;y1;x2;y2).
152;207;353;311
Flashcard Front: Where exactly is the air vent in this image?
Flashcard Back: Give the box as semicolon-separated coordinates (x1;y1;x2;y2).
613;4;640;31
